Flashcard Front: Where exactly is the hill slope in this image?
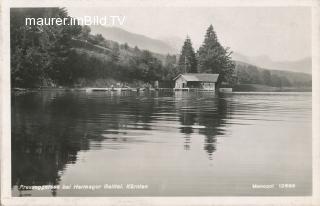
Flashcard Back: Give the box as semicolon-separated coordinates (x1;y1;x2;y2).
90;26;177;54
72;29;311;88
234;61;311;87
89;26;312;75
232;52;311;74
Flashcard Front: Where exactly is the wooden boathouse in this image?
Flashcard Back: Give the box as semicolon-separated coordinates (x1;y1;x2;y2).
173;73;220;91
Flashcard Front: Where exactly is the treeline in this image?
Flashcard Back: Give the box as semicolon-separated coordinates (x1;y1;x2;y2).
68;49;163;83
68;23;235;86
11;8;82;88
11;8;311;88
176;25;235;84
62;24;182;85
11;8;179;88
11;8;235;88
235;61;312;87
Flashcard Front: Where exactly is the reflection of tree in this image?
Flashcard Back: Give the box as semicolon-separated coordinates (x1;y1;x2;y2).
176;92;230;159
11;91;158;193
179;112;197;150
12;90;231;196
12;92;90;195
199;96;228;158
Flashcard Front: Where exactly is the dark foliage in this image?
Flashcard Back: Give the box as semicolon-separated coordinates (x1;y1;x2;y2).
10;8;310;89
11;8;82;87
235;61;311;87
178;37;197;73
197;25;235;84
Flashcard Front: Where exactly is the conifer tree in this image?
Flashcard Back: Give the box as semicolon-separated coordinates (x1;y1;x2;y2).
178;37;197;73
197;25;235;85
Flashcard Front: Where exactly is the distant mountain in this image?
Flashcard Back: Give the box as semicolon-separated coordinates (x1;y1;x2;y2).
90;26;177;54
89;26;312;76
70;34;311;88
232;52;311;74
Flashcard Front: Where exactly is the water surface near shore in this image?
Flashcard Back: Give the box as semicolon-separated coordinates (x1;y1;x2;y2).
11;91;312;196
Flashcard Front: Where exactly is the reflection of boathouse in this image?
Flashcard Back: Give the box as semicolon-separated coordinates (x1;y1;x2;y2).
174;73;219;91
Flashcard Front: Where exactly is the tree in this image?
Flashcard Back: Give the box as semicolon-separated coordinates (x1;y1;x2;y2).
111;43;120;62
120;43;129;50
134;46;140;52
271;74;282;87
163;54;178;80
178;37;197;73
280;76;291;87
10;8;81;87
80;25;91;39
10;8;51;87
95;34;105;43
262;70;272;86
197;25;235;85
130;50;163;82
88;34;105;45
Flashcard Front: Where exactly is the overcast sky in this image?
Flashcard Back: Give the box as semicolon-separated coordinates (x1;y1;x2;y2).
68;7;311;62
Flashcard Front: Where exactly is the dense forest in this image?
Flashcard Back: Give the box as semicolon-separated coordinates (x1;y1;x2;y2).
11;8;181;88
11;8;311;89
234;61;311;88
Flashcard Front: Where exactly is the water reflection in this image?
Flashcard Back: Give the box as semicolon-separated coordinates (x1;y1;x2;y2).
12;92;90;196
12;91;229;193
12;91;311;196
174;92;230;157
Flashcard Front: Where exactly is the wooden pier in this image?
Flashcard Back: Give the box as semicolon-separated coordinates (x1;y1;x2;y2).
84;87;138;92
174;88;216;92
80;87;232;93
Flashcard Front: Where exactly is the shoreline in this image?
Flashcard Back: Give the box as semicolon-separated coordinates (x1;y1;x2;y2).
12;86;312;93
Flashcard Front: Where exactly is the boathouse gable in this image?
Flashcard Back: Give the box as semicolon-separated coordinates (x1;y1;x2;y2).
174;73;219;91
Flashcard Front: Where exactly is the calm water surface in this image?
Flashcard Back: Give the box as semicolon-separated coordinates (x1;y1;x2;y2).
11;91;312;196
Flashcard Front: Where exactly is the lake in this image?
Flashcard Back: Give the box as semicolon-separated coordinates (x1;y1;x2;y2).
11;91;312;196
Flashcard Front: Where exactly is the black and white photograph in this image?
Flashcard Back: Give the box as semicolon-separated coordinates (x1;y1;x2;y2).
1;0;320;205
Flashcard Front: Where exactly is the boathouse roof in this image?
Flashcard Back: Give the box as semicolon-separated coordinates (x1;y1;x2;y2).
174;73;219;82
